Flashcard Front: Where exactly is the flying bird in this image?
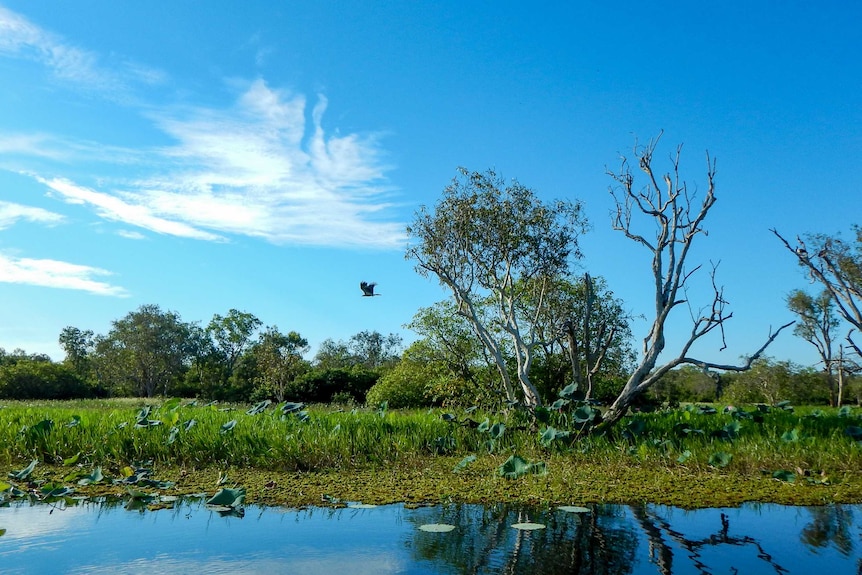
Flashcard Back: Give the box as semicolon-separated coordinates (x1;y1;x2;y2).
360;281;380;297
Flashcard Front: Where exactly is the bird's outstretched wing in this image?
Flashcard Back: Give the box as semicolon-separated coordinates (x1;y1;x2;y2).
360;281;378;296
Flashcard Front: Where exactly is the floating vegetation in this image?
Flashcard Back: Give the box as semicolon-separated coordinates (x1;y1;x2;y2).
511;522;546;530
453;455;476;473
0;400;861;508
418;523;457;532
498;455;547;479
557;506;590;513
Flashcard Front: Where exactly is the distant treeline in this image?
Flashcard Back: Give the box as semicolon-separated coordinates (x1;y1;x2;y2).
1;303;859;407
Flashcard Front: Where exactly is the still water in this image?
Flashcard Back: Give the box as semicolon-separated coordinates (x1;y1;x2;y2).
1;497;859;574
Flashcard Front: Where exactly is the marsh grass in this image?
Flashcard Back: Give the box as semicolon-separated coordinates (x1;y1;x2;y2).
1;400;861;506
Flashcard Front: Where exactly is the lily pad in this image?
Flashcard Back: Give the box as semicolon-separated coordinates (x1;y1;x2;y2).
206;487;246;508
9;460;38;481
220;419;237;434
419;523;456;533
453;455;476;473
511;522;546;530
557;506;590;513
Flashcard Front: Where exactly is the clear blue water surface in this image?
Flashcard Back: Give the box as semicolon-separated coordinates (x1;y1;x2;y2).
1;498;859;574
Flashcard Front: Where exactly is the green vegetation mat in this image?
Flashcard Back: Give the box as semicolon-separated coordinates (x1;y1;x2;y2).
2;400;861;509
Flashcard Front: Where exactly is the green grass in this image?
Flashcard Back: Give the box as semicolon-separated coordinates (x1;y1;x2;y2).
1;399;861;508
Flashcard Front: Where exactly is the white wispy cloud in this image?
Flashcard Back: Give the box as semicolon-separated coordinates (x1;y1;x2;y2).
0;252;128;296
0;5;162;97
0;6;404;249
0;200;64;229
38;176;225;241
22;80;404;248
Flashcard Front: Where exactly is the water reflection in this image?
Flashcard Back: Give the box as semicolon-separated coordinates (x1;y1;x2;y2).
0;497;859;574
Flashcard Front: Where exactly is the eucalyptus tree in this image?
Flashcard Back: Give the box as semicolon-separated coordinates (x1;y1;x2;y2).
206;309;263;376
773;226;862;359
408;300;493;386
253;326;309;402
406;168;588;408
600;136;792;428
786;289;843;405
349;330;403;369
58;326;96;380
92;304;194;397
528;273;635;401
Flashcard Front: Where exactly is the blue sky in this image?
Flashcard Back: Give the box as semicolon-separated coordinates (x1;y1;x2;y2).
0;1;859;368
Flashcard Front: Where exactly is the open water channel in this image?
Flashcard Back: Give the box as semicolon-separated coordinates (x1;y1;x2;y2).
1;497;860;574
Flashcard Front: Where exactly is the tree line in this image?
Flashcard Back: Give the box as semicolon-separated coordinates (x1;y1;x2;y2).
2;136;861;424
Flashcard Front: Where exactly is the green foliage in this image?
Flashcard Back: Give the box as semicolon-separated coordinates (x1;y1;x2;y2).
498;455;547;479
289;367;380;404
0;360;94;400
365;345;437;408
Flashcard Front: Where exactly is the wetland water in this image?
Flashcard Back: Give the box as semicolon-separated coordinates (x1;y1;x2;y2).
1;498;860;574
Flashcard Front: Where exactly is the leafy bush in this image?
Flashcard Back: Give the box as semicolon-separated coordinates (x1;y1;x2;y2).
288;367;380;404
0;360;95;400
365;366;432;409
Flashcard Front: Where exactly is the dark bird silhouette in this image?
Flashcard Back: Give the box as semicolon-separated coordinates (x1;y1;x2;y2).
360;281;380;296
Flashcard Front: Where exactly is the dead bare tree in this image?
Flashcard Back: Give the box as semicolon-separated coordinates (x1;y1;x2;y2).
600;135;793;428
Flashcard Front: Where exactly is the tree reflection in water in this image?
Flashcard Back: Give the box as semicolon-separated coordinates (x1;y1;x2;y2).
407;503;860;575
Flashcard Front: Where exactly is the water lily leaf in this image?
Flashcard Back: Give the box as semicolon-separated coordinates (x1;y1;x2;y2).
126;487;153;500
280;402;305;414
533;405;551;423
41;484;74;498
558;506;590;513
477;418;490;433
540;427;570;447
772;470;796;483
844;426;862;441
677;450;692;464
622;418;646;439
207;487;246;508
220;419;237;434
441;413;457;423
781;428;800;442
63;452;81;466
837;406;852;417
573;405;599;424
246;400;272;416
511;522;546;530
136;406;152;421
77;467;104;486
453;455;476;473
419;523;456;532
723;420;742;437
498;455;547;479
161;398;182;412
488;422;506;439
708;451;732;468
9;460;38;480
549;398;569;411
134;419;162;428
559;383;583;400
